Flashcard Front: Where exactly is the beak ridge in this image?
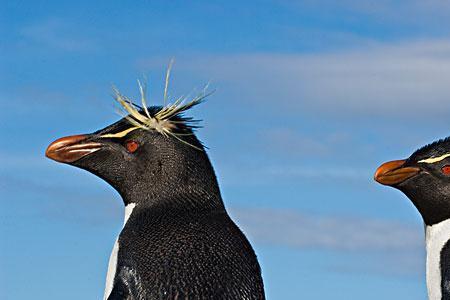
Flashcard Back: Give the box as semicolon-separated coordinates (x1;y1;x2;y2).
45;134;102;163
374;159;420;186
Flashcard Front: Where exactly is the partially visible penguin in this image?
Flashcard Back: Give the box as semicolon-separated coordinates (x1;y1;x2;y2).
375;137;450;300
45;75;265;299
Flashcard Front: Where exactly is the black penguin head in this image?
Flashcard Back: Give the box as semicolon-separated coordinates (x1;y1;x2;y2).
374;137;450;225
46;103;222;210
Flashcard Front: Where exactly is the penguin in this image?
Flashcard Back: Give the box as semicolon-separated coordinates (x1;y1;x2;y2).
374;137;450;300
45;81;265;299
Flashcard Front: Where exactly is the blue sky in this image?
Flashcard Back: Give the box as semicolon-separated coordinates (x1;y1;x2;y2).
3;1;450;299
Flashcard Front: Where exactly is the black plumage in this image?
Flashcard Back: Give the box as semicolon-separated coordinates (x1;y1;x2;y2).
374;136;450;299
375;137;450;226
408;137;450;166
440;241;450;298
46;103;265;299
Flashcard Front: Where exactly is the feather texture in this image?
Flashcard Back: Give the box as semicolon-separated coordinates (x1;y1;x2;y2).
110;64;211;150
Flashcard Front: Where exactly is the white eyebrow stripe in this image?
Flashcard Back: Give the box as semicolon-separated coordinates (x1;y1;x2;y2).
418;153;450;164
100;126;140;138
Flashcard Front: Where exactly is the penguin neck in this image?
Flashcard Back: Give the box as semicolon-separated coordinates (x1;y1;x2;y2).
425;218;450;300
119;180;225;212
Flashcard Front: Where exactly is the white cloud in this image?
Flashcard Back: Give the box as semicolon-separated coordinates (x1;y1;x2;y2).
260;128;354;158
213;157;371;186
0;152;48;169
282;0;450;22
145;39;450;118
20;19;96;52
230;207;425;276
231;207;422;251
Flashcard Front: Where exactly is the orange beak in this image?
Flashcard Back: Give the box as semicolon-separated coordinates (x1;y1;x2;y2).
374;159;420;186
45;134;102;163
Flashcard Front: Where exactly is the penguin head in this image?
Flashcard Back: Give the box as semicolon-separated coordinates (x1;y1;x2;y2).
46;97;222;209
374;137;450;225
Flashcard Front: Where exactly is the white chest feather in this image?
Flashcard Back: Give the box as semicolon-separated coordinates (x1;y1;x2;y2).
426;219;450;300
103;203;136;300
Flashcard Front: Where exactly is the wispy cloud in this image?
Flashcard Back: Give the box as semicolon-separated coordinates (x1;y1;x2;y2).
0;153;47;169
20;18;97;52
142;39;450;118
282;0;450;23
231;207;424;276
216;164;371;187
231;207;423;251
260;128;352;158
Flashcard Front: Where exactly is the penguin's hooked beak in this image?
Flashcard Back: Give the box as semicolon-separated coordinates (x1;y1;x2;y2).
374;159;420;186
45;134;102;163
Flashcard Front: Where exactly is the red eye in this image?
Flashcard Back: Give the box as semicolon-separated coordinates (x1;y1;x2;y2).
126;140;139;153
442;165;450;175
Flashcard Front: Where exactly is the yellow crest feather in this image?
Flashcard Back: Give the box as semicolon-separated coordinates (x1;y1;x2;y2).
111;63;212;150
